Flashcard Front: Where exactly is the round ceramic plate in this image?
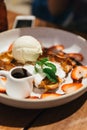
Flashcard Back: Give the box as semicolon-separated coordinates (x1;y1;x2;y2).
0;27;87;109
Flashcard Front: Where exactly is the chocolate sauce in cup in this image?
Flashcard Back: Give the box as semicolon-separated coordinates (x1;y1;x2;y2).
11;68;32;79
0;67;34;99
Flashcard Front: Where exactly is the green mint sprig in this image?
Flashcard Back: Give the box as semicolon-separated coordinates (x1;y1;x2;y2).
34;58;57;83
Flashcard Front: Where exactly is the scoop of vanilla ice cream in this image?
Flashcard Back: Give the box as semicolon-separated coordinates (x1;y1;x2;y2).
12;35;42;63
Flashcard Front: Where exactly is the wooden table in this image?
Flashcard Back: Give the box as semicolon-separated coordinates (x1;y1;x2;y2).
0;11;87;130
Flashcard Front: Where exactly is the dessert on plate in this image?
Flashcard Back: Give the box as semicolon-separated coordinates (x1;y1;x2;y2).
0;35;87;99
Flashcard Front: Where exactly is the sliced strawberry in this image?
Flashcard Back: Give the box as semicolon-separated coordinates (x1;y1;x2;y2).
1;77;7;82
47;45;64;56
0;84;6;93
27;96;39;99
71;66;87;80
8;43;13;52
0;78;6;93
40;92;62;99
62;83;82;94
49;45;64;51
68;53;83;61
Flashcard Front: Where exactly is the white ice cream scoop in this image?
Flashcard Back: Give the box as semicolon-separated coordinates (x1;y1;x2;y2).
12;35;42;64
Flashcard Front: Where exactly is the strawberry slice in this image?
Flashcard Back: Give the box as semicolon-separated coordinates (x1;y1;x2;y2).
40;92;62;99
1;77;7;82
71;66;87;80
48;45;64;51
0;78;6;93
62;83;82;94
8;43;13;52
68;53;83;61
0;84;6;93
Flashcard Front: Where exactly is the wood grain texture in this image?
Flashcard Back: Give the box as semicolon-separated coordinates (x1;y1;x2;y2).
28;92;87;130
0;103;43;130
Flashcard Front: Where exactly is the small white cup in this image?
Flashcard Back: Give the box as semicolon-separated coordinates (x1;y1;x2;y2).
0;66;34;99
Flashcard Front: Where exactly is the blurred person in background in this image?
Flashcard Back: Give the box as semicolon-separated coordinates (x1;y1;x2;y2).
32;0;53;23
48;0;87;32
32;0;87;33
73;0;87;32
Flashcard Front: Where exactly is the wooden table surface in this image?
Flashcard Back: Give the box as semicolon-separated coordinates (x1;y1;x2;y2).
0;11;87;130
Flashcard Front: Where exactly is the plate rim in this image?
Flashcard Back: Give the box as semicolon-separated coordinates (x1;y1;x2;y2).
0;27;87;108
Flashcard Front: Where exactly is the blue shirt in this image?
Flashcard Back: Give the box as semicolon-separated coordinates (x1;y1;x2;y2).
32;0;74;26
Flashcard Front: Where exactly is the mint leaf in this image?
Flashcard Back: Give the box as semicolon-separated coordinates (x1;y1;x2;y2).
34;65;39;72
44;62;57;73
43;68;57;83
34;57;57;83
39;57;48;64
35;58;49;71
37;58;48;65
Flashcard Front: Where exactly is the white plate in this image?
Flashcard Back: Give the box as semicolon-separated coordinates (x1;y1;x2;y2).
0;27;87;109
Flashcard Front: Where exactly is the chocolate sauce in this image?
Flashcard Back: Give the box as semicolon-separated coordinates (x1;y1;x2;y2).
11;68;31;79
